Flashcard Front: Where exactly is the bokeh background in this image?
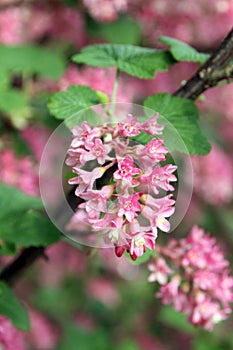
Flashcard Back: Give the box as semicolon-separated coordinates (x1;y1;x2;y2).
0;1;233;349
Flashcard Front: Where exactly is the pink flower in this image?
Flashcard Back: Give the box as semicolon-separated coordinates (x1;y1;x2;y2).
79;185;113;213
140;114;164;136
189;296;227;331
143;139;168;161
85;138;110;164
118;115;140;137
71;122;100;148
66;147;89;167
142;195;175;233
69;167;105;193
141;164;177;194
113;156;141;183
157;276;181;304
136;139;168;169
130;231;156;258
148;257;173;284
118;193;141;222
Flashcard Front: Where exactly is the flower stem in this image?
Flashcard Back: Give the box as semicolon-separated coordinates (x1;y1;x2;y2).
110;68;120;117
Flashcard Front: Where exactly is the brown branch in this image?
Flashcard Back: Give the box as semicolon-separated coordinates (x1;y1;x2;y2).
0;247;46;286
174;27;233;100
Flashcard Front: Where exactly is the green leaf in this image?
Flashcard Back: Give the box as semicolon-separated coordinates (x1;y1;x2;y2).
0;210;61;247
96;91;109;104
48;85;101;120
130;131;153;146
0;241;17;256
144;93;211;155
87;15;142;45
0;89;29;116
126;248;156;265
118;340;140;350
159;36;209;64
0;45;65;79
72;44;175;79
0;184;42;215
11;131;32;157
159;306;195;334
0;184;61;247
0;69;10;91
58;325;110;350
0;89;31;128
0;281;30;330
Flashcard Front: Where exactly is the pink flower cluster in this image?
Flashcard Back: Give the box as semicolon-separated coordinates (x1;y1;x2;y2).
66;114;177;260
0;316;26;350
148;225;233;330
129;0;233;48
0;4;85;47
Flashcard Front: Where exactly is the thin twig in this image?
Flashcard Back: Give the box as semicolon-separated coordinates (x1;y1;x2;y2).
174;27;233;100
0;247;46;286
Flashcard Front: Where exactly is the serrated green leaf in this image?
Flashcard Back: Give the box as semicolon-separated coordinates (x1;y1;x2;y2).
0;45;65;79
0;184;61;247
72;44;175;79
48;85;101;120
159;36;209;64
144;93;211;155
0;281;30;330
87;15;142;45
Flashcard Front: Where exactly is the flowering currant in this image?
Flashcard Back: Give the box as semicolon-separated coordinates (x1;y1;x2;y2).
148;226;233;330
66;114;177;260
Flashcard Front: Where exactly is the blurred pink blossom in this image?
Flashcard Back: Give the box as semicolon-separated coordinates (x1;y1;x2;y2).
39;241;87;286
86;277;121;307
0;7;26;44
201;84;233;121
83;0;128;22
59;65;137;102
0;3;86;47
149;225;233;330
21;125;51;162
0;149;39;196
192;143;233;205
129;0;233;47
0;316;26;350
26;309;58;350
